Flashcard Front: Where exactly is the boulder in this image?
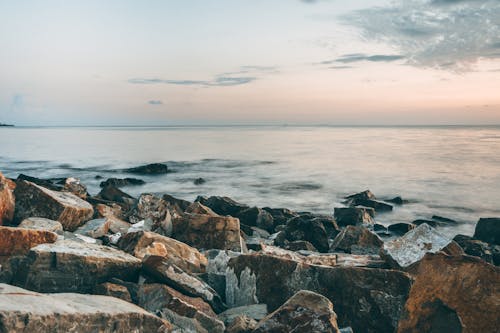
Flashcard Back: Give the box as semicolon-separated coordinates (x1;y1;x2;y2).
387;196;405;205
0;283;171;332
94;282;133;303
284;216;330;253
124;163;169;175
95;202;125;219
0;172;15;225
185;202;218;215
253;290;340;333
17;173;62;191
398;253;500;333
380;223;463;270
344;190;375;203
0;226;58;256
262;207;298;227
100;177;145;188
62;177;88;199
387;223;415;236
108;215;131;234
473;217;500;245
95;185;135;207
13;240;141;293
138;283;224;333
196;195;249;217
18;217;64;234
172;212;243;252
226;253;412;332
162;194;192;217
334;207;374;227
225;315;257;333
128;193;172;236
194;177;206;185
142;255;226;313
343;190;393;211
330;225;383;255
118;231;207;273
74;218;111;238
236;207;274;232
453;234;500;266
13;180;94;231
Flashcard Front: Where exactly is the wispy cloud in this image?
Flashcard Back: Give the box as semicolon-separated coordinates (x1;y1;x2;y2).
335;53;405;63
148;100;163;105
340;0;500;71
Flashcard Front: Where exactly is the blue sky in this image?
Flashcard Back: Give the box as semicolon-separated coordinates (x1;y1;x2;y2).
1;0;499;125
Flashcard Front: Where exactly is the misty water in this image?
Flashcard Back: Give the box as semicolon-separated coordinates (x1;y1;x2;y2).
1;125;499;237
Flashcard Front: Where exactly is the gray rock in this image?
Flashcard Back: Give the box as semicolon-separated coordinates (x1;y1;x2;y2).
218;304;268;325
18;217;64;234
330;225;383;255
74;218;111;238
334;207;374;227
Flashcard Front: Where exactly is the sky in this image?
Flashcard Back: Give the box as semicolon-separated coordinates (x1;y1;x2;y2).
0;0;499;126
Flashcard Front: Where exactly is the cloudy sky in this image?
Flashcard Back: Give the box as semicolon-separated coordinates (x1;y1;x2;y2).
1;0;499;125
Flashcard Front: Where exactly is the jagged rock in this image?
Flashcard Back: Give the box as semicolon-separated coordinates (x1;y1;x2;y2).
17;174;62;191
185;202;217;215
13;180;94;231
253;290;340;333
95;185;135;206
359;199;393;212
0;283;171;332
334;207;374;227
108;277;140;304
453;234;500;266
226;252;411;333
330;225;383;255
162;194;192;217
172;212;243;252
95;203;124;219
118;231;207;273
262;207;298;227
237;207;274;232
142;255;226;313
13;240;141;293
0;172;15;225
344;190;375;203
62;177;88;199
343;190;393;211
128;193;172;236
284;216;330;253
398;253;500;333
139;283;224;333
124;163;169;175
381;223;463;270
473;217;500;245
225;315;257;333
0;226;58;256
94;282;132;303
218;304;268;326
196;195;249;216
100;177;145;188
18;217;64;234
387;223;415;236
108;215;131;234
285;240;318;252
307;215;340;238
74;218;111;238
194;177;206;185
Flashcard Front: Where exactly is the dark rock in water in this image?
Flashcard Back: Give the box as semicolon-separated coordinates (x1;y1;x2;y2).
454;234;500;266
0;284;171;332
100;177;145;188
17;173;62;191
398;253;500;333
94;175;103;179
344;190;375;203
127;193;172;236
432;215;457;224
344;190;393;212
194;177;206;185
387;222;415;236
473;217;500;245
262;207;298;227
196;195;249;217
95;185;135;206
297;213;340;239
124;163;168;175
237;207;274;232
333;207;374;227
225;315;257;333
359;199;393;212
412;219;438;228
387;196;405;205
373;223;387;232
330;225;383;255
284;216;330;253
285;240;318;252
226;253;412;333
94;282;133;303
253;290;340;333
0;172;15;225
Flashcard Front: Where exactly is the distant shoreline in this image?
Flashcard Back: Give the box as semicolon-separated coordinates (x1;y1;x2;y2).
0;123;14;127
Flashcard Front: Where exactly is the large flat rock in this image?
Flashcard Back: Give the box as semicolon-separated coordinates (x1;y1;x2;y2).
0;283;171;332
0;226;58;256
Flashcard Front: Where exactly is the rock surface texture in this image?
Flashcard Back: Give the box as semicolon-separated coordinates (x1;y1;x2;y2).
0;226;58;256
0;172;15;226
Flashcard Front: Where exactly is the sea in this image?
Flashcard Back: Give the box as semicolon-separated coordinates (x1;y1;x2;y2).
1;125;499;238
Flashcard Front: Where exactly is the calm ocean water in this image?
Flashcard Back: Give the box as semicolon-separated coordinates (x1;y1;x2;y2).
1;125;499;237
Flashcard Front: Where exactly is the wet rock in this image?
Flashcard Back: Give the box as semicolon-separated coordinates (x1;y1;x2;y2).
398;253;500;333
95;185;136;207
13;180;94;231
344;190;375;203
253;290;340;333
118;230;207;273
139;283;224;333
330;225;383;255
262;207;298;227
62;177;88;199
196;195;249;217
142;255;226;313
334;207;375;227
128;193;172;236
124;162;169;175
344;190;393;212
100;177;145;188
172;212;243;252
387;196;405;205
412;219;438;228
237;207;274;232
17;173;62;191
381;223;463;270
387;222;415;236
285;240;318;252
162;194;192;217
373;223;387;232
226;315;257;333
218;304;268;326
18;217;64;234
94;282;133;303
194;177;206;185
13;240;141;293
74;218;111;238
284;216;330;253
431;215;456;224
0;226;58;256
453;234;500;266
226;252;411;333
473;217;500;245
0;172;15;225
0;283;171;332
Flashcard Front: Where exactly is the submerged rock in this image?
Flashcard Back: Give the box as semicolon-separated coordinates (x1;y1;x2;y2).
18;217;64;234
194;177;206;185
124;163;169;175
0;226;58;256
100;177;145;188
253;290;340;333
0;283;171;332
330;225;383;255
334;207;374;227
387;222;415;236
13;180;94;231
473;217;500;245
0;172;15;226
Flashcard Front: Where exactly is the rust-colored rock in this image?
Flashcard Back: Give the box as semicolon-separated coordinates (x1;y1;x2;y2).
398;253;500;333
13;180;93;231
94;282;132;303
0;226;57;256
0;172;15;225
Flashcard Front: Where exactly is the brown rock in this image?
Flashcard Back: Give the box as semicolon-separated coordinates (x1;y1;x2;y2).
226;315;257;333
74;218;112;238
95;203;124;219
13;180;94;231
0;226;58;256
94;282;132;303
185;202;218;215
398;253;500;333
0;172;15;225
118;231;207;273
108;215;132;234
18;217;64;234
253;290;340;333
330;225;383;255
128;193;172;236
0;283;171;332
62;177;88;199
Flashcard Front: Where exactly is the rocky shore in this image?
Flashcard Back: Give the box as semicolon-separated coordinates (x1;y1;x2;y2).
0;164;498;332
